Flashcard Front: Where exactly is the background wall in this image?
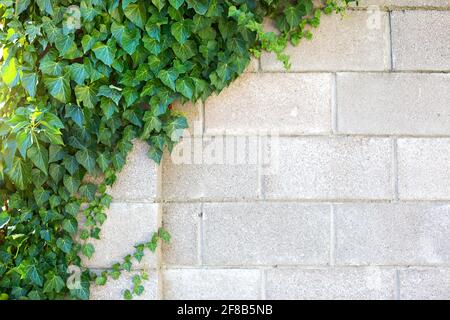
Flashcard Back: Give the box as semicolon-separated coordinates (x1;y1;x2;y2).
90;0;450;300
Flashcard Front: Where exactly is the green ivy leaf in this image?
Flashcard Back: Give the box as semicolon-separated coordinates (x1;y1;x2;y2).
28;145;49;175
0;212;10;229
43;273;65;293
169;0;185;9
44;73;71;103
124;3;147;29
151;0;167;12
175;77;194;99
82;243;95;259
7;158;31;190
36;0;53;15
21;72;38;97
34;188;50;206
75;149;96;174
15;0;31;15
63;175;80;195
92;40;117;66
158;69;178;91
56;237;73;254
26;265;43;287
171;19;193;44
62;218;78;234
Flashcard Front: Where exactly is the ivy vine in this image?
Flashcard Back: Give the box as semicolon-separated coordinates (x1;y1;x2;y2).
0;0;356;300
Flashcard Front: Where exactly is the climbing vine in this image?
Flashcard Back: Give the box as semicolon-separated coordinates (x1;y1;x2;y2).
0;0;356;300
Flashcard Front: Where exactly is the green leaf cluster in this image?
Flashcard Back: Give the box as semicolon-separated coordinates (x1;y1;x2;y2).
0;0;355;300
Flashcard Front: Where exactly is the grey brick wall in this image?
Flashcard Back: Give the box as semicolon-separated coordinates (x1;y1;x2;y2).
90;2;450;300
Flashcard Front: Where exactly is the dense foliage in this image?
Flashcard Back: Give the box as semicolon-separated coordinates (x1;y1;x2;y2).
0;0;355;300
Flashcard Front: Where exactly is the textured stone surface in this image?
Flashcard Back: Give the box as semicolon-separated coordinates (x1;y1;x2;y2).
266;268;396;300
399;268;450;300
392;10;450;71
162;203;201;266
337;73;450;135
108;140;158;201
205;73;332;135
261;11;390;71
90;271;159;300
335;203;450;265
263;137;393;200
203;203;330;266
162;137;261;201
163;269;261;299
82;202;158;269
398;139;450;200
382;0;450;8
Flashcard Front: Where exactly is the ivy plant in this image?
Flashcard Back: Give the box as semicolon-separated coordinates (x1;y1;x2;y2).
0;0;356;300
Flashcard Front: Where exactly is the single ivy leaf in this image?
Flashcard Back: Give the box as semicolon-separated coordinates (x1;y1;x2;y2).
186;0;210;15
124;2;147;29
1;57;19;87
68;63;89;85
65;105;84;127
55;34;82;59
16;129;32;159
63;175;80;195
56;237;73;253
75;84;98;109
284;6;302;29
15;0;31;15
26;265;43;287
44;73;71;103
92;40;117;66
175;77;194;99
82;243;95;259
123;289;133;300
65;201;81;216
27;145;49;175
172;40;196;61
79;183;97;201
36;0;53;15
171;19;193;44
43;273;65;293
96;153;111;172
169;0;184;9
0;212;10;229
81;34;96;53
33;188;50;206
158;69;178;91
62;218;78;234
75;148;96;174
63;156;79;175
21;72;38;97
7;158;31;190
151;0;167;12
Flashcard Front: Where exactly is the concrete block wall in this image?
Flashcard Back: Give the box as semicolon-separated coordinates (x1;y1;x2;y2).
89;1;450;299
161;1;450;300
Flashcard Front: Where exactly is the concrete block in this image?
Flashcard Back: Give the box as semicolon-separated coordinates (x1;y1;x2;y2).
335;203;450;265
263;137;393;200
162;203;201;266
205;73;332;135
398;139;450;200
163;269;261;299
260;11;390;71
337;73;450;135
203;202;330;266
266;267;396;300
392;10;450;71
